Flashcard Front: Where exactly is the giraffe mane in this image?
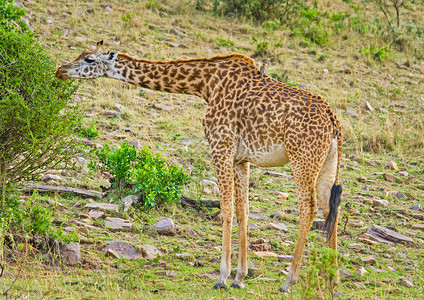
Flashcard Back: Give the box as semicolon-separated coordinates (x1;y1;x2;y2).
116;53;257;68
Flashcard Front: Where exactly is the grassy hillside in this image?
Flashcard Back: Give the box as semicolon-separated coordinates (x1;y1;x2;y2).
2;0;424;299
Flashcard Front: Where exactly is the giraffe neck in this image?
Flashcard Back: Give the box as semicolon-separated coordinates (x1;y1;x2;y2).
106;54;258;100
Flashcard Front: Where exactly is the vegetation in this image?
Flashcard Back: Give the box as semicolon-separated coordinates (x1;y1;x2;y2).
1;0;423;298
92;143;190;207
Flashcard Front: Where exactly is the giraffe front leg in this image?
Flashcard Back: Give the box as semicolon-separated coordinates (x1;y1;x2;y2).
230;162;249;289
212;157;235;290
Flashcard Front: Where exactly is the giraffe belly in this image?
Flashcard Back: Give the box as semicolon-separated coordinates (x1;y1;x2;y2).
236;142;290;167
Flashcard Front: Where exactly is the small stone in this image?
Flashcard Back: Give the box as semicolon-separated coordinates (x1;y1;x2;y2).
153;103;174;111
404;176;416;184
312;219;325;229
361;256;376;265
358;237;378;245
395;192;406;199
105;249;120;259
352;282;366;290
249;213;269;220
396;253;407;259
104;217;132;230
412;224;424;231
103;110;120;116
373;199;389;207
347;243;362;249
13;1;24;8
113;103;125;113
42;174;62;182
152;218;176;235
72;201;82;208
155;270;176;277
410;204;422;211
364;101;374;112
139;244;162;259
399;280;414;288
370;266;384;273
88;209;105;220
272;211;284;219
278;255;293;262
77;227;89;234
104;241;140;260
357;266;368;276
384;161;398;170
265;222;288;232
169;28;184;35
252;251;279;258
387;266;395;271
323;69;329;74
249;238;271;251
61;242;81;265
122;194;139;211
104;6;112;12
84;203;120;212
383;173;398;182
275;191;289;199
75;36;88;43
176;253;190;259
200;179;217;187
345;109;359;118
398;171;408;177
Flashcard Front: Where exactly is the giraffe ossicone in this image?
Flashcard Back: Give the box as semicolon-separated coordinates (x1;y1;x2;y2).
56;41;343;292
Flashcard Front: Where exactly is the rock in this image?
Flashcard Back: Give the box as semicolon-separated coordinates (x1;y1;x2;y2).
104;241;140;260
265;222;288;232
367;224;414;245
357;266;368;276
248;223;261;230
412;224;424;231
394;192;406;199
104;217;132;230
103;110;120;117
153;103;174;111
139;244;162;259
361;256;376;265
370;266;384;273
152;218;176;235
169;28;184;35
155;270;176;277
383;173;398;182
176;253;190;259
13;1;24;8
249;238;271;251
396;253;406;259
252;251;279;258
364;101;374;112
264;170;293;180
345;109;359;118
272;211;284;220
312;219;325;229
122;194;139;211
384;161;398;170
75;36;88;43
323;69;329;74
75;157;89;173
84;203;120;212
211;186;220;195
373;199;388;207
128;140;141;149
200;179;217;187
42;174;62;182
249;213;269;220
61;242;81;265
352;282;366;290
72;201;82;208
113;103;125;113
387;266;395;271
88;209;104;220
347;243;362;249
404;176;416;184
278;255;293;262
399;280;414;288
105;249;120;259
398;171;408;177
104;6;112;12
179;138;194;145
209;177;218;184
410;204;422;211
358;238;378;245
275;191;289;200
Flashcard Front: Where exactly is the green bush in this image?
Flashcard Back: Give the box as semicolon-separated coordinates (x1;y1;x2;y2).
0;20;81;204
92;143;190;207
0;0;27;31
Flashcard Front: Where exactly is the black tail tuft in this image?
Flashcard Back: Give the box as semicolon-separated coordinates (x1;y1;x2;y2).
323;184;342;240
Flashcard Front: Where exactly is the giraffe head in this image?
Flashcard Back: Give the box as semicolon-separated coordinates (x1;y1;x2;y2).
55;40;119;80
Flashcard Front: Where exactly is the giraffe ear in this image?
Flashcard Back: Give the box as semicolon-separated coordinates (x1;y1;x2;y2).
107;51;119;61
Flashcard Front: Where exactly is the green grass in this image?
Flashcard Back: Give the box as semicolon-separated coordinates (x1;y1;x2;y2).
2;0;424;299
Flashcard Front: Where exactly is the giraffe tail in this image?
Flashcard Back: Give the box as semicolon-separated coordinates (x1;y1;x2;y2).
323;184;342;240
323;120;343;240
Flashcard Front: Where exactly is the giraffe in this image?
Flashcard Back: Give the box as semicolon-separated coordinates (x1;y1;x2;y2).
56;41;343;292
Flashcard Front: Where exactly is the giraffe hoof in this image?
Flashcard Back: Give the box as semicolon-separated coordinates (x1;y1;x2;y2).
230;282;245;289
213;282;227;290
278;286;290;293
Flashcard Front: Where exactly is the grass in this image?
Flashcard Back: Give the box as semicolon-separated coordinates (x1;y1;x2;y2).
2;0;424;299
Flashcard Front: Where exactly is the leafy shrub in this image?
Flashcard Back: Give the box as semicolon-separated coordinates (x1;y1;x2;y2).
360;44;392;60
254;40;269;56
0;0;27;31
92;143;190;207
216;37;234;48
213;0;307;23
0;11;81;204
74;121;99;139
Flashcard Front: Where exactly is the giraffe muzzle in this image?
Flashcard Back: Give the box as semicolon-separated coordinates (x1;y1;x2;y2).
55;67;70;80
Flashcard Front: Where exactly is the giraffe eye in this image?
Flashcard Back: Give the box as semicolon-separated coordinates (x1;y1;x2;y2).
84;57;95;63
